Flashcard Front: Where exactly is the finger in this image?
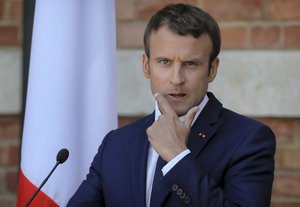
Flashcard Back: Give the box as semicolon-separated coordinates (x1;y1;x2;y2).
154;93;176;116
184;106;199;128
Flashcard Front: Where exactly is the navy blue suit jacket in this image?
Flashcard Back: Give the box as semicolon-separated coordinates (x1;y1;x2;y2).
67;92;276;207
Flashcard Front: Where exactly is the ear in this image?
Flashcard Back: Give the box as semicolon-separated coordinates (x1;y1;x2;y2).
208;57;219;83
142;53;150;79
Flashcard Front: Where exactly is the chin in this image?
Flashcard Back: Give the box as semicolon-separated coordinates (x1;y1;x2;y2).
174;108;189;117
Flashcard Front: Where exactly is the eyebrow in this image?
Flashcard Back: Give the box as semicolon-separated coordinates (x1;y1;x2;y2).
153;56;203;62
153;56;169;61
184;58;202;62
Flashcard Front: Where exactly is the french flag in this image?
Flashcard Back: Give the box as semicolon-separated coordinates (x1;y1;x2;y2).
17;1;117;206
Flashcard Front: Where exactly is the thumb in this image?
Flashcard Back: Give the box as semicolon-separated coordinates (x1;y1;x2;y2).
184;106;199;129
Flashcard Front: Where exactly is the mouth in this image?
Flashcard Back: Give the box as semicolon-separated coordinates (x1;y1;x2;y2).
169;93;186;97
166;93;187;101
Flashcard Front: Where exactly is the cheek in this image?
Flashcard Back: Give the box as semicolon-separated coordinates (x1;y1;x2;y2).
148;72;164;90
149;74;164;89
188;72;209;88
149;67;169;82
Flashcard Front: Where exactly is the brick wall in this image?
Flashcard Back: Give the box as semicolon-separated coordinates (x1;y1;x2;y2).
0;0;22;206
0;116;20;206
116;0;300;49
0;0;21;46
0;0;299;206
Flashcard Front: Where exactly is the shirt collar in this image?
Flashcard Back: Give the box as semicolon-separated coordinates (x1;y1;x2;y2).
155;94;209;125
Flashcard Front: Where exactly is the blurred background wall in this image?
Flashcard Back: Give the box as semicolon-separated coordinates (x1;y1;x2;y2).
0;0;299;206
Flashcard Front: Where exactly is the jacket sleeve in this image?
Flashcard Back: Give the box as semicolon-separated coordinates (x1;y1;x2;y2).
67;132;113;207
162;125;276;207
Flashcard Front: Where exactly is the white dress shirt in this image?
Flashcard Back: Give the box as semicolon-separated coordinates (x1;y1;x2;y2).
145;95;209;207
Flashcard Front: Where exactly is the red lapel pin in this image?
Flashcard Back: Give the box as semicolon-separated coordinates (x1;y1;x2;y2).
199;132;206;139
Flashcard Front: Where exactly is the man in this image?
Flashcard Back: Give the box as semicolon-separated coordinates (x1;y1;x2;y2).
68;3;275;207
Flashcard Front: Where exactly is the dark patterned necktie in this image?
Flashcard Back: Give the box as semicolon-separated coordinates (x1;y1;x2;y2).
150;156;166;206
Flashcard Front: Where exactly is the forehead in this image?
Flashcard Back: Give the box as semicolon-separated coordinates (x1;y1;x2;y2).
149;25;213;59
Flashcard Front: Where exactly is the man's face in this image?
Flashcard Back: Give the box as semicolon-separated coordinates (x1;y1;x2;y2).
142;25;219;116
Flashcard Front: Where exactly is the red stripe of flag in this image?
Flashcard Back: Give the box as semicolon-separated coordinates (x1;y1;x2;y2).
17;170;58;207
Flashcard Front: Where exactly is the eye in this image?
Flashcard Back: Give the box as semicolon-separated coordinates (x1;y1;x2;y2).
159;59;169;65
184;61;198;66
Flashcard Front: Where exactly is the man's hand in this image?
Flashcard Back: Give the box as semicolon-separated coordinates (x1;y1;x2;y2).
146;93;199;162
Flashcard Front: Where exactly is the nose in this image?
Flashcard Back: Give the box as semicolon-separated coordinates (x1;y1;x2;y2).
169;64;185;85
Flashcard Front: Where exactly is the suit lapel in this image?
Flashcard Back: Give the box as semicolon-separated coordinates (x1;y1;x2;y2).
130;113;154;207
188;92;222;157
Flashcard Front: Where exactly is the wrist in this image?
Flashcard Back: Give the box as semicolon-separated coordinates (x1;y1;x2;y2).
164;146;188;162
